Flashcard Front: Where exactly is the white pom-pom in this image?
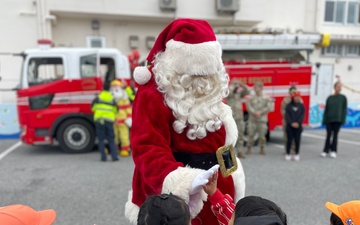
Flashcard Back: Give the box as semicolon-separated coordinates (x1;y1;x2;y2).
134;66;151;85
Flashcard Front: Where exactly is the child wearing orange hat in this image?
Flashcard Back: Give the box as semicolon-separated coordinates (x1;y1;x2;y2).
325;200;360;225
0;204;56;225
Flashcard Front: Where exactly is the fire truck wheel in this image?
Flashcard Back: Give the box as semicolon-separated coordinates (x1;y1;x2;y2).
57;119;95;153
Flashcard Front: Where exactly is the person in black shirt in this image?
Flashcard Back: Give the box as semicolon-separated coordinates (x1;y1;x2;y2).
285;91;305;161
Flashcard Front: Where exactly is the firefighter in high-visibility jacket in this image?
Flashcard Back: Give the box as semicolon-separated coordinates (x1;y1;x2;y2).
91;82;119;161
110;80;132;157
120;79;136;103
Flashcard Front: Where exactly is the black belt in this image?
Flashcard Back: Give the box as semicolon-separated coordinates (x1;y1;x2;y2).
173;152;218;170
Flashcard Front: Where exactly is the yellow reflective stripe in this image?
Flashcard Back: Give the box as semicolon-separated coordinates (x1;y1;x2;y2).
96;107;114;112
93;103;115;111
93;102;117;121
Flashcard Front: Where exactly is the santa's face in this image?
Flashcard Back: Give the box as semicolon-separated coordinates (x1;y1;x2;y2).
110;86;127;101
153;52;229;140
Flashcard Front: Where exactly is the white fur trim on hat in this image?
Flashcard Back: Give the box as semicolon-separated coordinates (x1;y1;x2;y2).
232;158;246;203
162;167;208;218
161;39;223;76
134;66;152;85
125;191;139;225
221;103;238;146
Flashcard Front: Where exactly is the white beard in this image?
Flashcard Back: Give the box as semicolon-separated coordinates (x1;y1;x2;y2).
153;52;230;140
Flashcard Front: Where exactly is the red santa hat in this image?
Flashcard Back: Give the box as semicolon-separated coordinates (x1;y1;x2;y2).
134;18;223;85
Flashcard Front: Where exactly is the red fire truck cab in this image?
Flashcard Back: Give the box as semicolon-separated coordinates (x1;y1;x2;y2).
17;43;130;153
217;33;330;141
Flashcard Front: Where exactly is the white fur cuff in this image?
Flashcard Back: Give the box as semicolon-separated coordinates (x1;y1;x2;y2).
162;39;223;76
125;191;140;225
232;158;246;202
162;167;208;218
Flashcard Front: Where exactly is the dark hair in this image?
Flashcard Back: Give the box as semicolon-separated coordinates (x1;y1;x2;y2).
289;86;296;93
330;213;343;225
137;194;191;225
103;81;111;91
334;81;341;89
234;196;287;225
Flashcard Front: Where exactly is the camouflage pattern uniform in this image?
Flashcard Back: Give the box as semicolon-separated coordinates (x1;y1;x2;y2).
246;83;271;154
226;79;250;158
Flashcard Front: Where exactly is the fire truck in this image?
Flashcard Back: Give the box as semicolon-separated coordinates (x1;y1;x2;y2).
216;33;330;142
16;40;130;153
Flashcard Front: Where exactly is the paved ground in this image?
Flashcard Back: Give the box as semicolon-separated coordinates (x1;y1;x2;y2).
0;128;359;225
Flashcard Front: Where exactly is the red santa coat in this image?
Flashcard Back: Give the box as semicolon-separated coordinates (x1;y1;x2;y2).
126;74;245;225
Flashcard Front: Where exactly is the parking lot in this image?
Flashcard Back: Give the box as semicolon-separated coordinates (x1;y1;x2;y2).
0;128;359;225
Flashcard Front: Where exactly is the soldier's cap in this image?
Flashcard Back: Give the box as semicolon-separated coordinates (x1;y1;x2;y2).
325;201;360;225
254;82;263;88
0;204;56;225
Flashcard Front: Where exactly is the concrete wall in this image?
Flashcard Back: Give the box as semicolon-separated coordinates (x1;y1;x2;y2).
312;0;360;103
0;0;39;103
52;17;168;61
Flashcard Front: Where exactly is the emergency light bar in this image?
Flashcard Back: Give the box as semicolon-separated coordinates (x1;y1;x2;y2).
216;33;330;51
37;39;53;49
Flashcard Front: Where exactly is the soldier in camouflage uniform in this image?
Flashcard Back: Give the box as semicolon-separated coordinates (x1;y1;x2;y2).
281;86;303;153
226;79;250;158
245;82;271;155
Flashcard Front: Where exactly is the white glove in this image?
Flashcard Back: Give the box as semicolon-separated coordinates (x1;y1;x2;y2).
189;164;219;195
125;118;132;128
189;192;201;217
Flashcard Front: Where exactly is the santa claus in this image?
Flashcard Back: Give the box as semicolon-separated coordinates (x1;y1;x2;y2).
125;18;245;225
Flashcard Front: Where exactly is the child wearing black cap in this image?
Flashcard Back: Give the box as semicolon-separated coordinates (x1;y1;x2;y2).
137;193;191;225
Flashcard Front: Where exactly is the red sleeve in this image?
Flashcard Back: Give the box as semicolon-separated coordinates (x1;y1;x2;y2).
208;189;235;225
130;79;183;195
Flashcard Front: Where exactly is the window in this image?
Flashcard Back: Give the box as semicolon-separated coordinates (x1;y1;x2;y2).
27;57;64;86
86;36;106;48
325;1;335;21
322;43;360;57
335;1;346;23
347;1;359;23
324;0;360;24
345;44;360;56
322;44;343;56
80;54;98;78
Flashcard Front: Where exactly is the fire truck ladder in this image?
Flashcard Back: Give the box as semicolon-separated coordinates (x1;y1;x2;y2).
216;33;330;51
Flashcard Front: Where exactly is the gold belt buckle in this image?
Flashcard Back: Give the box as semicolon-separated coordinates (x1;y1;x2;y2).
216;145;238;178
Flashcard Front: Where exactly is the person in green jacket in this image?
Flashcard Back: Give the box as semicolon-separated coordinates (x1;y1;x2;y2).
321;81;347;159
91;82;119;161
